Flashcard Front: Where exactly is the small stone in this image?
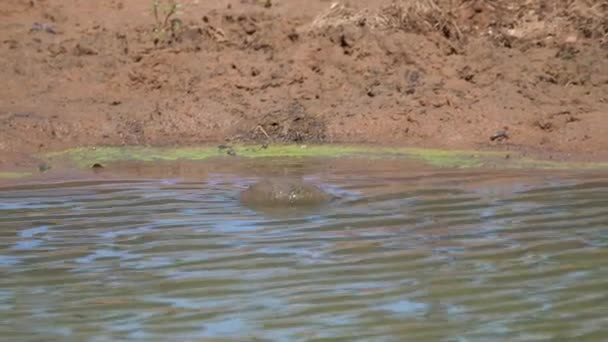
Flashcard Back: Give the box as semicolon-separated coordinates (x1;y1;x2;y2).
31;22;56;34
490;130;509;141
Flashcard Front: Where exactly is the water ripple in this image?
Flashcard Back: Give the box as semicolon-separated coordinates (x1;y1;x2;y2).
1;164;607;340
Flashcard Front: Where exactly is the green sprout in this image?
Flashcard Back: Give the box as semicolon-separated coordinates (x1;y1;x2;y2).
152;0;182;45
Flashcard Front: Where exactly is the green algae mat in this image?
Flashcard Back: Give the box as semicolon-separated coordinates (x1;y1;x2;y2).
0;172;33;180
43;145;608;170
2;144;608;180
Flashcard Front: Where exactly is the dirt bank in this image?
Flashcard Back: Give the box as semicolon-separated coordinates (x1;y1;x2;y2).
1;0;607;170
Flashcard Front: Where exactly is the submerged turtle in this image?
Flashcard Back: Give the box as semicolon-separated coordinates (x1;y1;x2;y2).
239;178;333;210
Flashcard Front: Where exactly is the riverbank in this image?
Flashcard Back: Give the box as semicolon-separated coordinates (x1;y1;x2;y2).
2;0;607;171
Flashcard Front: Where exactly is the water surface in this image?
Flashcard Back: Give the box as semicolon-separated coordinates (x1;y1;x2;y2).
1;158;607;341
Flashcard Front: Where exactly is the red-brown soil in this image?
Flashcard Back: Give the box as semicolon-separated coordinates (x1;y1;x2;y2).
1;0;607;170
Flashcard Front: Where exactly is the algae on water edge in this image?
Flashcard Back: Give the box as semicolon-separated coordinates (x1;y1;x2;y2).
0;172;33;179
43;145;608;171
43;145;484;168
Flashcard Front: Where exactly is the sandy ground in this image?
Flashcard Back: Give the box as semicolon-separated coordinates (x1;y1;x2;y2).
1;0;607;170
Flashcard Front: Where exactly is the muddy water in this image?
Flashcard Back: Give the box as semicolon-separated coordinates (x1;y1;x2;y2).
1;159;607;341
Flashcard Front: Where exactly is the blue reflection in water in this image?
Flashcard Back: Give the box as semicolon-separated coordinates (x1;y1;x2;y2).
75;249;134;264
19;225;49;238
200;317;253;338
380;299;429;317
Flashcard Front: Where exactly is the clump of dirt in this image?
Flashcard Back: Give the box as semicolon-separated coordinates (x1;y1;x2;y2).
1;0;608;170
242;101;327;143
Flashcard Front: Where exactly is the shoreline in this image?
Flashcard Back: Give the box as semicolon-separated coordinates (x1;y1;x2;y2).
2;143;607;185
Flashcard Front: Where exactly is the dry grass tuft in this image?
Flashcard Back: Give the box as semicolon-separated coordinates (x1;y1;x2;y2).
377;0;463;41
309;0;463;42
309;2;376;30
309;0;608;46
565;0;608;39
489;0;608;46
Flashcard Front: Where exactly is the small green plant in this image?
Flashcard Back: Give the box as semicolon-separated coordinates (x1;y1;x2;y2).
152;0;182;45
